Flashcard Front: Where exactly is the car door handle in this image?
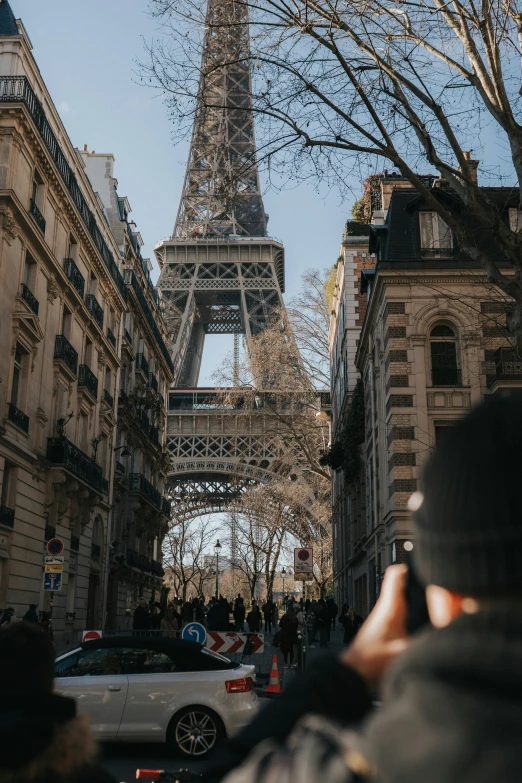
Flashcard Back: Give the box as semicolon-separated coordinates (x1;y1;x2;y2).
107;685;121;691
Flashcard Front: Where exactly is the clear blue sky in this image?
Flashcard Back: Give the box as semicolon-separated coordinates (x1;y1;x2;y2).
15;0;353;382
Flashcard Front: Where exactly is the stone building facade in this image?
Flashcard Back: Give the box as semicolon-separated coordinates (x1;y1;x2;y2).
0;2;172;644
330;173;520;616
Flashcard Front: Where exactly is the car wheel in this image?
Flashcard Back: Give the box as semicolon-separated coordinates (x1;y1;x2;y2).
169;706;224;758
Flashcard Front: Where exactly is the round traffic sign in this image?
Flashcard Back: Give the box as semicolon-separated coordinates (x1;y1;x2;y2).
181;622;207;646
82;630;102;642
297;549;310;562
47;538;64;556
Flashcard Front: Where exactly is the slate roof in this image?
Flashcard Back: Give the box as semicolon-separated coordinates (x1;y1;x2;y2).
0;0;18;36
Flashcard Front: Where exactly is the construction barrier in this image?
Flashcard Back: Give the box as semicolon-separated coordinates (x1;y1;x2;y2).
206;632;264;654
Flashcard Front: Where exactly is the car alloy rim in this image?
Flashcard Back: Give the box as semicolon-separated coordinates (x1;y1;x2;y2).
175;711;218;756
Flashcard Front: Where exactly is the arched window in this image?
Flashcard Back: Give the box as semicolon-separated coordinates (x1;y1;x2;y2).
430;324;460;386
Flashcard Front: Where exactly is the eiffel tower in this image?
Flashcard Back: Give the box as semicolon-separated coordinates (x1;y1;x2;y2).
155;0;288;525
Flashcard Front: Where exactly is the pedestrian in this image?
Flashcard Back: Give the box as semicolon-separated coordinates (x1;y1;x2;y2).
0;622;118;782
0;607;14;627
203;395;522;783
306;601;317;648
272;602;279;631
149;605;161;630
339;605;363;646
262;599;274;633
315;600;329;648
23;604;39;624
160;604;178;635
133;598;150;632
216;597;232;631
279;605;298;667
234;597;246;632
330;597;339;631
207;600;219;631
181;600;194;626
246;604;262;633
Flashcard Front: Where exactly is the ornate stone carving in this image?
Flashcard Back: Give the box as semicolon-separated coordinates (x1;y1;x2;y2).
0;207;19;245
46;275;60;303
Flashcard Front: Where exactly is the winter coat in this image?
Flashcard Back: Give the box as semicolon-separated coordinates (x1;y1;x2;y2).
247;610;262;632
182;603;194;623
132;605;150;631
207;607;522;783
234;603;246;623
161;609;178;632
279;613;298;654
22;609;39;624
0;691;117;783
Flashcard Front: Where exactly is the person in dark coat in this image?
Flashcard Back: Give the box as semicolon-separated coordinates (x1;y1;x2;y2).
279;606;298;667
329;599;339;631
247;605;262;633
132;598;150;631
339;605;363;645
0;607;14;626
216;598;232;631
149;605;161;630
207;601;219;631
202;395;522;783
262;600;274;633
234;598;246;632
0;622;117;783
23;604;39;624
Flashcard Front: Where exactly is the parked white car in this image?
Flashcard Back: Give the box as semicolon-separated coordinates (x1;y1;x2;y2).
55;636;259;758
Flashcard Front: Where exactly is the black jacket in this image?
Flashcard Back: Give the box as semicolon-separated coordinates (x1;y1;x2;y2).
206;608;522;783
132;605;150;630
0;692;117;783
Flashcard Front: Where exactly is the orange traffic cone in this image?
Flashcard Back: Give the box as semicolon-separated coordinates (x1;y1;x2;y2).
264;654;283;694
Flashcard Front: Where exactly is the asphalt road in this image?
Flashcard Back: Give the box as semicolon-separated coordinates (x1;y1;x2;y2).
101;743;204;782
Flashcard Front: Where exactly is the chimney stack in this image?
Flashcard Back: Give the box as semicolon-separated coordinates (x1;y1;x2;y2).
462;151;479;185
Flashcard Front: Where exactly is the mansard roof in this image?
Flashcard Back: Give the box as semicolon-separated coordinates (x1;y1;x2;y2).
0;0;18;36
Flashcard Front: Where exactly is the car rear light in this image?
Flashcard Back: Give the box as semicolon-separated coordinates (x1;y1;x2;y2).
136;771;163;780
226;676;254;693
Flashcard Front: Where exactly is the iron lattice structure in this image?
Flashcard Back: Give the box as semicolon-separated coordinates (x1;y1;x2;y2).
156;0;294;530
174;0;267;239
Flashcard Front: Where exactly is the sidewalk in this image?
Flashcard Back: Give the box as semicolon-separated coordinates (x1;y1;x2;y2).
280;626;345;689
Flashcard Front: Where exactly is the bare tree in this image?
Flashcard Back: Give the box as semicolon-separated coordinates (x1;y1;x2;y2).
163;516;218;601
143;0;522;350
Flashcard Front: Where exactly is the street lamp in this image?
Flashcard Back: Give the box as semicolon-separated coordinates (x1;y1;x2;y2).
114;445;132;457
214;539;222;598
282;567;287;596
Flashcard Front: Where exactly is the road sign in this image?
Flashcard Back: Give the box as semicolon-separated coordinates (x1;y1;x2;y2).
45;563;64;573
82;630;103;642
45;555;64;565
181;622;207;645
47;538;64;556
206;632;264;654
294;547;313;574
43;572;62;591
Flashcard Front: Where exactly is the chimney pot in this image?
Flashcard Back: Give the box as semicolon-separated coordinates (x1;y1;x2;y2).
83;144;87;152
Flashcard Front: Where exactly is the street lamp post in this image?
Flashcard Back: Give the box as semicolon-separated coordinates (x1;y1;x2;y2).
215;539;222;599
282;567;286;598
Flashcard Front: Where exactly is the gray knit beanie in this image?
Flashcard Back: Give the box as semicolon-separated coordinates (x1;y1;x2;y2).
414;394;522;595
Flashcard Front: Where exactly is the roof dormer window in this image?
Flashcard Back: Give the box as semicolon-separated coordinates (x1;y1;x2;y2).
419;211;453;257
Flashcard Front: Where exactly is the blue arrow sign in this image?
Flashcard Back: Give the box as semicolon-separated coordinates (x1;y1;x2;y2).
43;572;62;592
181;622;207;645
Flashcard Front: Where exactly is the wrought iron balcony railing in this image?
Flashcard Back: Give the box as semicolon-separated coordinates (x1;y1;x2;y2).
54;334;78;375
91;543;101;559
126;548;140;568
119;389;130;406
431;368;462;387
85;294;104;330
135;353;149;377
128;472;162;510
0;77;127;301
161;497;171;518
149;426;160;448
29;198;46;233
126;270;174;372
0;506;14;529
47;437;103;491
78;364;98;400
107;328;116;349
420;247;456;259
71;535;80;552
21;283;39;315
101;477;109;493
151;560;164;577
44;524;56;541
124;328;132;345
493;348;522;383
126;548;152;573
115;460;125;474
148;372;158;392
64;258;85;298
103;388;114;409
8;403;29;433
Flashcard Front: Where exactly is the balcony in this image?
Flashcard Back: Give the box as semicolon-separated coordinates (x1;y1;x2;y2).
135;353;149;377
119;389;130;407
149;426;160;448
124;328;132;345
162;497;171;518
54;335;78;376
0;506;14;529
64;258;85;298
420;247;455;259
8;403;29;433
46;437;103;491
126;548;152;573
29;198;46;233
91;543;101;560
78;364;98;400
85;294;104;330
107;328;116;349
126;270;174;373
128;472;162;510
20;283;39;315
491;348;522;386
115;460;125;475
103;388;114;409
44;524;56;541
152;560;165;578
148;373;158;392
101;477;109;493
71;535;80;552
431;368;462;387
